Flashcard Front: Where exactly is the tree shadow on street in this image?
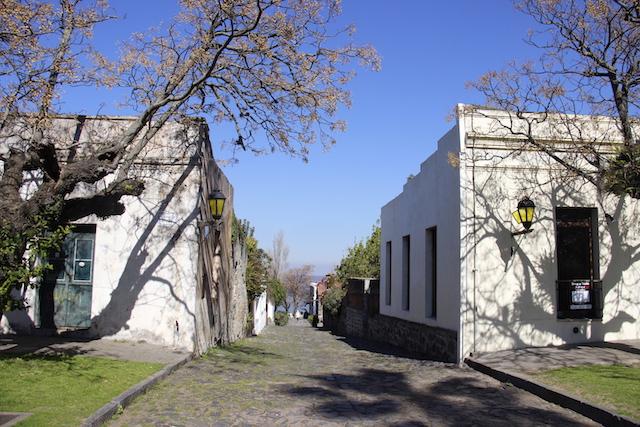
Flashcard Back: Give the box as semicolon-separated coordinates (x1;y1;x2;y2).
333;334;436;361
280;367;591;426
0;334;94;358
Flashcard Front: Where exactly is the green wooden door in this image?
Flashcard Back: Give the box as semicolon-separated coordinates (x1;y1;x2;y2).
50;230;96;328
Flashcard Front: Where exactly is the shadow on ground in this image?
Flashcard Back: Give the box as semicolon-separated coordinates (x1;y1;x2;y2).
204;343;284;366
280;367;591;426
331;333;435;361
0;334;95;358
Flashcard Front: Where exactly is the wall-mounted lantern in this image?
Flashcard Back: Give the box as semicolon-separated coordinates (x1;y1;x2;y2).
511;196;535;236
208;189;226;221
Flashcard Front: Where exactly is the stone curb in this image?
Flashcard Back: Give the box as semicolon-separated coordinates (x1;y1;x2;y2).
81;353;195;427
465;358;639;427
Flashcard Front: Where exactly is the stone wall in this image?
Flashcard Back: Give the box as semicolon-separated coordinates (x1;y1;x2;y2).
367;315;456;362
328;278;457;363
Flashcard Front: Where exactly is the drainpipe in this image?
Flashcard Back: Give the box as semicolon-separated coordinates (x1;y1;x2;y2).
471;144;477;357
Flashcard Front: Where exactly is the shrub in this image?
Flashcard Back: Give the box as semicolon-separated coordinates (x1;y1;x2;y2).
322;286;346;315
274;312;288;326
245;312;254;336
306;314;315;325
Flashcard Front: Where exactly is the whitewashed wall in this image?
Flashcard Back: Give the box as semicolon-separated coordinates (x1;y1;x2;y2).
458;106;640;359
380;104;640;363
253;291;267;335
1;117;222;352
267;297;275;324
380;126;462;335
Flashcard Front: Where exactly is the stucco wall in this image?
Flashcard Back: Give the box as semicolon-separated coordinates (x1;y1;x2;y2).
86;159;200;350
0;117;234;353
458;106;640;359
253;291;268;335
380;126;462;336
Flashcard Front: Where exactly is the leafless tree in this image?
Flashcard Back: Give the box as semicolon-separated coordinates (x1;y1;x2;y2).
283;264;313;313
269;230;289;281
470;0;639;199
0;0;379;315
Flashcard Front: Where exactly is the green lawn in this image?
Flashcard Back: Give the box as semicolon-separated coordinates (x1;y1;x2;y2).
0;354;163;426
534;364;640;421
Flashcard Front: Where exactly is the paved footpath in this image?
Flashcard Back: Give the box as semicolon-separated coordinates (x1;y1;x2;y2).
109;321;598;426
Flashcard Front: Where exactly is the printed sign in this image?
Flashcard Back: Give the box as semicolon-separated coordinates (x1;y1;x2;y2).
570;281;592;310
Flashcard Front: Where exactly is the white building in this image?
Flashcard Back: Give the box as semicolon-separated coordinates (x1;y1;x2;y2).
380;104;640;363
1;116;247;354
252;290;275;335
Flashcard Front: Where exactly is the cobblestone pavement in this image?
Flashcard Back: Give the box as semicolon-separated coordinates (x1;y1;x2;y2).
109;321;598;426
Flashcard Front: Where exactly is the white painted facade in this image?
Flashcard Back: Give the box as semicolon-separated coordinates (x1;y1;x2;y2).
309;282;318;315
1;116;237;353
252;291;267;335
381;104;640;363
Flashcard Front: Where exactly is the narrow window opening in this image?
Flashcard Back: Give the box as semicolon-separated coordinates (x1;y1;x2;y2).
425;227;437;318
385;241;392;306
402;235;410;311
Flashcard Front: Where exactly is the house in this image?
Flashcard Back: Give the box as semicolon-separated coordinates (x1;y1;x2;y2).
0;115;248;354
380;104;640;363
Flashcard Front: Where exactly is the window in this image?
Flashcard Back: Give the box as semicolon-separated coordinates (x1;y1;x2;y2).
555;208;603;319
385;241;392;305
402;235;410;311
425;227;437;318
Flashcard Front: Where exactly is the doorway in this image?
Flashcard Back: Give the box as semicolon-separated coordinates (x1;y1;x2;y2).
40;225;96;328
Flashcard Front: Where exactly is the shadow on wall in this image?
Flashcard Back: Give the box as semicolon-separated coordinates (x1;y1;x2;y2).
462;156;639;351
279;368;589;426
90;155;199;338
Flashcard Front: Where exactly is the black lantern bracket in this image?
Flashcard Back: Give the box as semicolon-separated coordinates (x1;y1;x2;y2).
197;218;222;232
511;228;533;237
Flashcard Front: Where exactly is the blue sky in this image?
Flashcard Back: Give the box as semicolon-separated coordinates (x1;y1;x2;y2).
62;0;542;275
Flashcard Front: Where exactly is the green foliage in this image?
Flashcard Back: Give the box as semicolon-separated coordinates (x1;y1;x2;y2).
245;312;254;335
335;224;380;283
267;278;286;307
604;145;640;199
274;312;288;326
246;235;272;301
322;286;346;315
232;215;253;244
233;216;273;303
306;314;315;325
0;354;162;426
0;205;71;313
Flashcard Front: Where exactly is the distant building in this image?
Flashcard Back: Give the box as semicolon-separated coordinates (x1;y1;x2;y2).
381;104;640;363
1;116;247;353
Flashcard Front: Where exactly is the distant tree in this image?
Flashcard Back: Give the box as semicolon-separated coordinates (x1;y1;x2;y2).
267;278;286;308
471;0;640;198
246;235;272;302
335;225;380;283
282;264;313;312
269;231;289;282
233;216;273;302
320;273;345;315
0;0;379;318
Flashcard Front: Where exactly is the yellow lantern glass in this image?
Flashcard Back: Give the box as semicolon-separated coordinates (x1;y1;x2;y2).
512;210;522;224
208;190;226;220
513;196;535;231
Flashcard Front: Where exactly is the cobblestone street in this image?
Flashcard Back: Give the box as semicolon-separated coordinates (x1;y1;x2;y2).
110;322;597;426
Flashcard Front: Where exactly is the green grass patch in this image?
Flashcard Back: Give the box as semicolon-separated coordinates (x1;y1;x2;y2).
0;353;163;426
534;364;640;421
